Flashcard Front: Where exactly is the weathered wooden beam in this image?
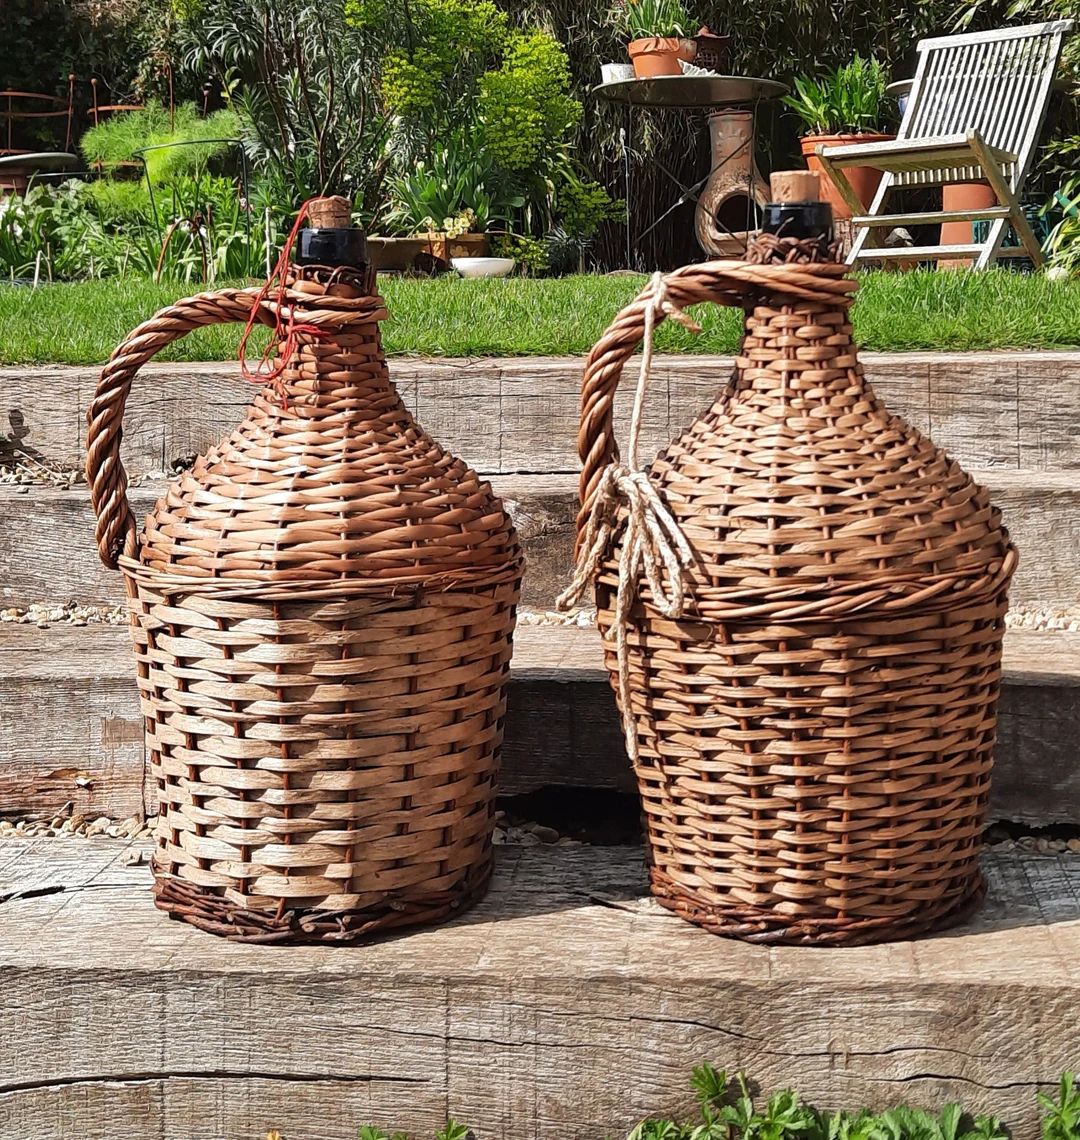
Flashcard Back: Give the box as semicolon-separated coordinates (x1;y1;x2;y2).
0;838;1076;1140
0;623;1076;825
2;469;1077;612
0;474;577;612
3;352;1078;476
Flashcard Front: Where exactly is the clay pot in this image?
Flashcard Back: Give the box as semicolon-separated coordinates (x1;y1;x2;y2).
422;230;490;266
628;37;685;78
801;133;895;220
694;26;730;72
940;182;998;267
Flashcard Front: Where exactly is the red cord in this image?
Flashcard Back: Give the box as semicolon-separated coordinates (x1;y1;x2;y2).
238;197;329;401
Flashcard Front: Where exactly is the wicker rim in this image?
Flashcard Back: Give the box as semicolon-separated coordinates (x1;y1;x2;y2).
152;850;494;945
118;553;524;601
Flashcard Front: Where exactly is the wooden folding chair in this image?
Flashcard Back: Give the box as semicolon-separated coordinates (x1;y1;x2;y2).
816;20;1073;269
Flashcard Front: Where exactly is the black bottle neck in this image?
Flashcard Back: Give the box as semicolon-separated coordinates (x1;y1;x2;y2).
296;227;369;269
761;201;833;242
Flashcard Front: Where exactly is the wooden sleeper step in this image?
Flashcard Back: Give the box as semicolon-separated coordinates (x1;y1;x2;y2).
1;621;1078;827
3;353;1079;477
2;468;1079;612
0;836;1076;1140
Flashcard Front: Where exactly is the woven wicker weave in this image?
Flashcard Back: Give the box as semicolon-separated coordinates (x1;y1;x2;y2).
87;261;522;944
575;236;1016;946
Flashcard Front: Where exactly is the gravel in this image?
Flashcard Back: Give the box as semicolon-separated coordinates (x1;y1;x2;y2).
0;602;126;627
0;812;1074;856
0;457;83;489
0;810;153;840
6;602;1078;632
0;808;582;847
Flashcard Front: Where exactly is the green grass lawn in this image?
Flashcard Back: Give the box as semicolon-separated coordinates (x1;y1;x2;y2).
1;269;1078;364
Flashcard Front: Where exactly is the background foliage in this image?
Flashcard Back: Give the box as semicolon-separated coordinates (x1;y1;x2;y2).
1;0;1078;272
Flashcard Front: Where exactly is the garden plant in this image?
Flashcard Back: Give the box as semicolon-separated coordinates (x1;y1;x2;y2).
310;1069;1080;1140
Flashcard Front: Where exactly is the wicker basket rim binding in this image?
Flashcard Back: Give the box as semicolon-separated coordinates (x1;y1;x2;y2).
562;238;1017;946
572;258;1016;623
84;227;522;944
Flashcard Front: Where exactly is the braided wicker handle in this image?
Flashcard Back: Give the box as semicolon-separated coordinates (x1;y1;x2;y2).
575;260;856;540
86;287;271;569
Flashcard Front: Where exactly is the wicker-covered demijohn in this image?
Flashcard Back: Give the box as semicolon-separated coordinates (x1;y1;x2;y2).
568;190;1016;946
86;198;522;943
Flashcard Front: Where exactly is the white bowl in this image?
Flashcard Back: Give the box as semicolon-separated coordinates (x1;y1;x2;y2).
601;62;636;84
452;256;516;278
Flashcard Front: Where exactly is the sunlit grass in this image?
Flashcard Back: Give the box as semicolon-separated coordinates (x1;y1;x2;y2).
1;268;1078;365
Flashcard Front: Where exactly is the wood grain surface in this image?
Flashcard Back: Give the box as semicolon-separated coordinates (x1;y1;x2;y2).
0;838;1076;1139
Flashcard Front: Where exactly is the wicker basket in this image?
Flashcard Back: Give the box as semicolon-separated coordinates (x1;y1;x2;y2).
86;237;522;944
572;240;1016;946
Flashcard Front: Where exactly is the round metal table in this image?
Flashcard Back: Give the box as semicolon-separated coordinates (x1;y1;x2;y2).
595;75;788;259
0;151;79;195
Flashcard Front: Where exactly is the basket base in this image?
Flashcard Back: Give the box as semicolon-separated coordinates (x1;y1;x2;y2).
152;854;494;945
650;867;987;947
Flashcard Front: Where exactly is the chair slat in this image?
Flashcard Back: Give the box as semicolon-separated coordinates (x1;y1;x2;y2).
893;23;1067;189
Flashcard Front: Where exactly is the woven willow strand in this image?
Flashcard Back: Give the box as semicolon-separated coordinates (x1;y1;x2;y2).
571;251;1015;946
86;267;522;944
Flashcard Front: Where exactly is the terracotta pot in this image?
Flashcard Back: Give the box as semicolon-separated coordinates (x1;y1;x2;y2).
694;26;730;72
801;133;895;220
628;37;684;78
420;231;490;266
940;182;997;267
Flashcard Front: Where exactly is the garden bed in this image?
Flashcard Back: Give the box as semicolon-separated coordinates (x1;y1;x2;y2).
2;269;1080;364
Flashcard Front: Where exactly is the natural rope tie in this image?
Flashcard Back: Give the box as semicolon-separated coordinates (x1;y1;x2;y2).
557;271;700;764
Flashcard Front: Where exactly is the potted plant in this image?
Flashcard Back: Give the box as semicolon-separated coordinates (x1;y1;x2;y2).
423;208;491;265
612;0;697;79
783;54;895;219
378;147;524;269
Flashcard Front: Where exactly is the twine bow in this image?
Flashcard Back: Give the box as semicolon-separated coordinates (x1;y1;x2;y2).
557;272;700;764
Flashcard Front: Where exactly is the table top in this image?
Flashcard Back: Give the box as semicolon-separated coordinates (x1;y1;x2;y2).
594;74;788;108
0;151;78;171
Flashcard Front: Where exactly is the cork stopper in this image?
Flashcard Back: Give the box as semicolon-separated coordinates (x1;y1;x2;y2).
307;196;352;230
769;170;821;205
296;196;368;270
749;169;835;263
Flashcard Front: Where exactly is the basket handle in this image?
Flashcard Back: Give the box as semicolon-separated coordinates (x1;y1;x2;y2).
86;286;270;570
575;259;855;542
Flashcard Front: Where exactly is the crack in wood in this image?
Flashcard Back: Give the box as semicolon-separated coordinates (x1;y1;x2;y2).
874;1073;1047;1092
0;885;65;905
0;1071;428;1096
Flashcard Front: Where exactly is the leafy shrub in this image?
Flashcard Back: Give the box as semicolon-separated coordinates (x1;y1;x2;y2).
381;143;525;235
177;0;389;210
0;172;264;284
477;30;582;172
1045;177;1080;274
353;0;584;235
491;232;551;273
557;176;626;239
80;103;241;183
346;1067;1080;1140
